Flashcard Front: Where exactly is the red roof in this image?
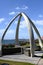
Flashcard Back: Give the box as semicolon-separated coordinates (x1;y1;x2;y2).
41;36;43;40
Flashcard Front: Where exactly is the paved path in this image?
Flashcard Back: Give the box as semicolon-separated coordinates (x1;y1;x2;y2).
38;59;43;65
0;54;41;65
0;50;43;65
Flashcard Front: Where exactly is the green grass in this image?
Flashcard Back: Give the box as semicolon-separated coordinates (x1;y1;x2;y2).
0;60;35;65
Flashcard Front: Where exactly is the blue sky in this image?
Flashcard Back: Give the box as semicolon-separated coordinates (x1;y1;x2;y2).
0;0;43;39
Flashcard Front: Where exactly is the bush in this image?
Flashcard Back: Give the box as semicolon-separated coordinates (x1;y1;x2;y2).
2;44;15;49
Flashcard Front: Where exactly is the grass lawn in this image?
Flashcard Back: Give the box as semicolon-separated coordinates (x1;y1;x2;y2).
0;60;35;65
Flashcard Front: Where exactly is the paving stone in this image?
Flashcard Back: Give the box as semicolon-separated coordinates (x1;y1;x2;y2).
0;54;40;65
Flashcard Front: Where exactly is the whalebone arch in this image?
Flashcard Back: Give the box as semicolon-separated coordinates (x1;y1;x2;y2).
1;12;43;57
2;13;43;48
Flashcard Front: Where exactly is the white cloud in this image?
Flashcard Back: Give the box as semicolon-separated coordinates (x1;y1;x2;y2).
0;29;16;39
0;29;15;38
9;6;28;16
20;21;26;28
15;6;20;10
36;20;43;25
9;11;20;16
0;29;5;38
32;19;43;36
9;12;15;15
0;18;5;23
0;29;15;35
22;6;28;10
7;30;15;34
32;20;43;25
15;6;28;10
0;29;5;33
14;21;18;24
38;14;43;18
15;20;26;28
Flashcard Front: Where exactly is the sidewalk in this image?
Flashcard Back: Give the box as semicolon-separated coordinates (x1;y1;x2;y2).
38;59;43;65
0;51;43;65
0;54;41;65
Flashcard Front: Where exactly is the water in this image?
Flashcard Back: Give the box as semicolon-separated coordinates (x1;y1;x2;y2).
2;40;15;44
2;39;29;45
